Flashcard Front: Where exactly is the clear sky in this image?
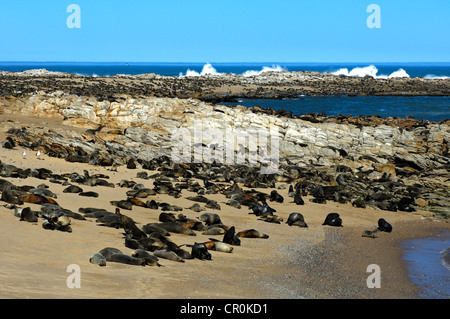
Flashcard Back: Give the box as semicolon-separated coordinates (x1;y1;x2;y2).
0;0;448;62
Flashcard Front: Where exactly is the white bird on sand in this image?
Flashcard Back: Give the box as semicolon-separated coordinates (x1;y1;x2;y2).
36;150;41;159
22;150;26;159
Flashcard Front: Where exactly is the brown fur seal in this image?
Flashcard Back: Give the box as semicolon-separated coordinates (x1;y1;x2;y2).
89;253;107;266
19;207;38;223
286;212;308;227
109;253;146;266
154;249;185;263
115;208;147;239
236;229;269;239
20;193;58;205
155;222;196;236
322;213;343;227
98;247;123;260
223;226;241;246
1;186;23;205
131;249;162;267
203;240;233;253
190;242;212;260
377;218;393;232
198;212;222;226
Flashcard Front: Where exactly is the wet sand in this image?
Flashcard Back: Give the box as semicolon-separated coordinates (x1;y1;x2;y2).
0;115;449;299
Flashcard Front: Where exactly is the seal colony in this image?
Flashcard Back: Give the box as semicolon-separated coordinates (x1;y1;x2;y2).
0;70;449;298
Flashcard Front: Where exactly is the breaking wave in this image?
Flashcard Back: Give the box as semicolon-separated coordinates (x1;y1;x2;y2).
424;74;449;80
179;63;286;77
242;65;286;77
331;65;410;79
179;63;222;77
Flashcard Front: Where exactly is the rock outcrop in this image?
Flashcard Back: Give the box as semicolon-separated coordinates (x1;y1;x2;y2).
1;91;449;218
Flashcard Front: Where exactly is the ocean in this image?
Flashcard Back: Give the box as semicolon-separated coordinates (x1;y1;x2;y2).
400;235;450;299
1;62;450;121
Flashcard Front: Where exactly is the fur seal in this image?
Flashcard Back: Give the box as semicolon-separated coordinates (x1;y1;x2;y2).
142;223;171;236
98;247;123;260
322;213;343;227
190;242;212;260
159;212;177;223
79;191;99;198
110;200;133;210
362;228;379;238
187;203;203;212
1;186;23;205
198;212;222;226
398;197;416;212
115;208;147;239
270;190;284;203
19;207;38;223
96;214;122;228
89;253;107;266
223;226;241;246
124;234;145;250
211;241;233;253
236;229;269;239
63;185;83;193
146;199;159;210
109;253;146;266
225;199;241;209
286;212;308;227
41;214;72;232
131;249;162;267
258;215;283;224
154;222;196;236
377;218;392;232
248;201;276;216
154;249;185;263
293;188;305;205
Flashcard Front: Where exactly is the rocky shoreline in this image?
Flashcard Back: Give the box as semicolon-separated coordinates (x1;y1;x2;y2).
1;89;449;219
1;69;449;102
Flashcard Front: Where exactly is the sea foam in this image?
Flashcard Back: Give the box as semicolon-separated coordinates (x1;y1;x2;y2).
179;63;222;77
242;64;286;77
331;65;410;79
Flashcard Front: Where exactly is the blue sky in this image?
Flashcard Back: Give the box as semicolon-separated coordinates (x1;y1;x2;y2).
0;0;448;62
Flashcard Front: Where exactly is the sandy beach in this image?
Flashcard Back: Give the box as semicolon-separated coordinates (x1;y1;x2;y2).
1;114;448;300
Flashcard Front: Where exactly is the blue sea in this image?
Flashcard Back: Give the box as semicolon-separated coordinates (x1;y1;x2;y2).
401;234;450;299
1;62;449;122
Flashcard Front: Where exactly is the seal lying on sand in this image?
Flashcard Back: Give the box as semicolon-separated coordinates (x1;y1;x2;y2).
286;212;308;227
131;249;162;267
115;208;147;239
236;229;269;239
109;253;147;266
154;249;185;263
89;253;107;266
19;207;38;223
223;226;241;246
190;242;212;260
322;213;343;227
377;218;393;232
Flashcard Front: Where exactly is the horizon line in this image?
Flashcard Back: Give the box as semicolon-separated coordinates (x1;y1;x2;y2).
1;61;450;64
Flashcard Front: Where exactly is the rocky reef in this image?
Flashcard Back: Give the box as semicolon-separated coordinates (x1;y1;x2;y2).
1;69;449;102
1;90;449;218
